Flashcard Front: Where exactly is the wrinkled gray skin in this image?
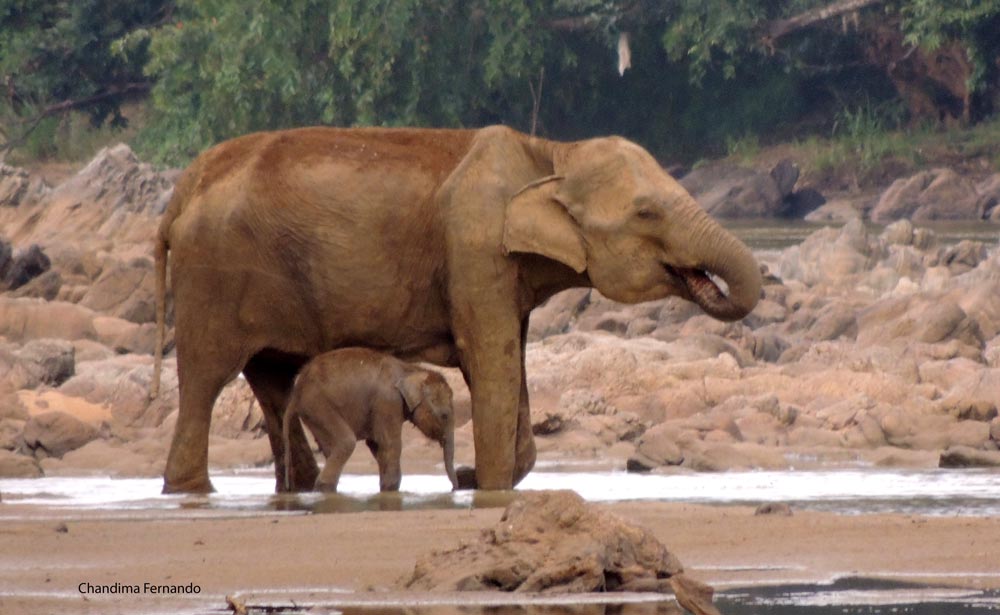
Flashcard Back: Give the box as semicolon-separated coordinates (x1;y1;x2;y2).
281;348;458;493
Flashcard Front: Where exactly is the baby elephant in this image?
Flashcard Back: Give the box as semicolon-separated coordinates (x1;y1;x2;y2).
282;348;458;492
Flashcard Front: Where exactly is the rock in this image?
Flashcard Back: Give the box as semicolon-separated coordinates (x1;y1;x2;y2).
0;164;50;207
939;445;1000;468
0;339;76;393
680;163;784;218
871;168;987;223
769;159;799;197
2;244;51;291
21;410;101;458
0;449;43;477
532;411;566;436
211;377;265;438
403;490;694;597
777;219;878;287
0;298;98;343
754;503;793;516
783;187;826;218
977;173;1000;219
92;316;157;355
0;417;25;450
882;219;915;246
79;257;157;323
2;144;175;248
629;423;685;471
10;269;62;300
804;197;864;223
528;289;591;341
857;295;983;350
670;574;723;615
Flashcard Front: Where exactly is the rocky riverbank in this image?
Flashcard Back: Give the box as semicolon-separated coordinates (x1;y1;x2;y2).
1;144;999;483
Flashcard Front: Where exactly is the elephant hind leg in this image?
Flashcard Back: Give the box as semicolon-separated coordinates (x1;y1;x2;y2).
312;413;357;493
243;353;318;493
163;341;245;494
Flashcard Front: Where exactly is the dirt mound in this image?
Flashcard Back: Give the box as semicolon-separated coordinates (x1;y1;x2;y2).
403;490;720;614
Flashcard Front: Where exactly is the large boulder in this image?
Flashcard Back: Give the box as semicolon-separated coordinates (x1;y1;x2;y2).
79;256;156;323
0;164;51;208
681;162;784;218
871;168;987;223
0;339;75;393
21;410;101;458
1;144;176;248
0;448;43;477
1;243;51;291
403;491;720;614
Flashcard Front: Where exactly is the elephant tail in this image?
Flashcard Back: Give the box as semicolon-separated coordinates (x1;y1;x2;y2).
150;225;169;399
149;160;200;400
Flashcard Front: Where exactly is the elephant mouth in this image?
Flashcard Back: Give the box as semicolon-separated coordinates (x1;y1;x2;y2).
665;265;737;316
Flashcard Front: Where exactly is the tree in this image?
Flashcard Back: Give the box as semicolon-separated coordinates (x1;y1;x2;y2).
0;0;173;157
131;0;998;164
140;0;560;163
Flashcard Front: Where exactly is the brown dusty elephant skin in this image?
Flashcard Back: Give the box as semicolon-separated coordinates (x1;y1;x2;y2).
152;125;762;493
281;348;457;493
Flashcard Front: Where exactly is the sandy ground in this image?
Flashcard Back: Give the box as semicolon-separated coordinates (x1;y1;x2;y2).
1;493;998;614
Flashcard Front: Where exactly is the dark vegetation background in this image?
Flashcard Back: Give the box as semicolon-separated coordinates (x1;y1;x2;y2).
1;0;998;178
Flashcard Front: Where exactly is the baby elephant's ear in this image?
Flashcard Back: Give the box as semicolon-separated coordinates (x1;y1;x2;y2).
396;372;425;412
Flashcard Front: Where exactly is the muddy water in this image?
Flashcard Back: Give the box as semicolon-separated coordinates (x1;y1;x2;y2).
219;578;1000;614
2;468;1000;520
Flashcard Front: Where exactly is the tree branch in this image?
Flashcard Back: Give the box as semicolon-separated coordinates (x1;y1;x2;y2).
544;1;653;32
0;82;150;156
759;0;886;45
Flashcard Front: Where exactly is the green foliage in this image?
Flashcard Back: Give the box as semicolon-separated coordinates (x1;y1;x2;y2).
901;0;1000;94
0;0;169;155
141;0;558;163
4;0;1000;167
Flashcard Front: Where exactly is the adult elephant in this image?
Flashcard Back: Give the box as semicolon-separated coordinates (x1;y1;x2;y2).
152;125;762;494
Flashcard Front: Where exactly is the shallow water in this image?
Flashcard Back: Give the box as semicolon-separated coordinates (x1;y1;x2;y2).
2;468;999;519
214;578;1000;614
725;219;1000;251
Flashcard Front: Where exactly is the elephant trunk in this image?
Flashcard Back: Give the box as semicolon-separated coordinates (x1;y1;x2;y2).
442;431;458;490
674;199;762;322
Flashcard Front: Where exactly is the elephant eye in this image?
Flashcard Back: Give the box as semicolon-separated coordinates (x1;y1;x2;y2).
635;207;661;221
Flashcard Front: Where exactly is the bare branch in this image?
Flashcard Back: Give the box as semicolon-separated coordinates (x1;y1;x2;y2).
0;82;150;155
760;0;886;46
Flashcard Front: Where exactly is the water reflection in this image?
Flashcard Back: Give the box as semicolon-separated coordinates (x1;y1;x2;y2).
224;578;1000;615
3;469;1000;518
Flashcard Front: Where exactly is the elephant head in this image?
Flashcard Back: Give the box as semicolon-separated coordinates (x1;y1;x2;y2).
397;371;458;490
503;137;761;320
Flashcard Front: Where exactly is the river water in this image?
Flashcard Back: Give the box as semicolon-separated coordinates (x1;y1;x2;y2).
2;467;999;519
725;219;1000;251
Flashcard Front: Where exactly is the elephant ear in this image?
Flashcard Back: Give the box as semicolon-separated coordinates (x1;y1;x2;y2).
502;175;587;274
395;372;425;414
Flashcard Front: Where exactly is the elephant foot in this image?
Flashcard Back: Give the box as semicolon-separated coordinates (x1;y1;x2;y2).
454;465;477;490
162;474;215;494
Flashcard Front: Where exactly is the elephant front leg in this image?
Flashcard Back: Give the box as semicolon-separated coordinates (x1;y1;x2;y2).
456;321;527;490
513;334;537;485
374;439;402;492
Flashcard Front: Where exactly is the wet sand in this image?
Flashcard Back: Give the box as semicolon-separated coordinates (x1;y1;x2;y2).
1;497;998;614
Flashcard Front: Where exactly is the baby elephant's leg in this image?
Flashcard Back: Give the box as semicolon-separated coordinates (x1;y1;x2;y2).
307;412;357;493
370;401;403;492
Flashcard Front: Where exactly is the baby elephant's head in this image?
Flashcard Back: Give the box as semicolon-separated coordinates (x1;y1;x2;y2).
397;370;458;490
